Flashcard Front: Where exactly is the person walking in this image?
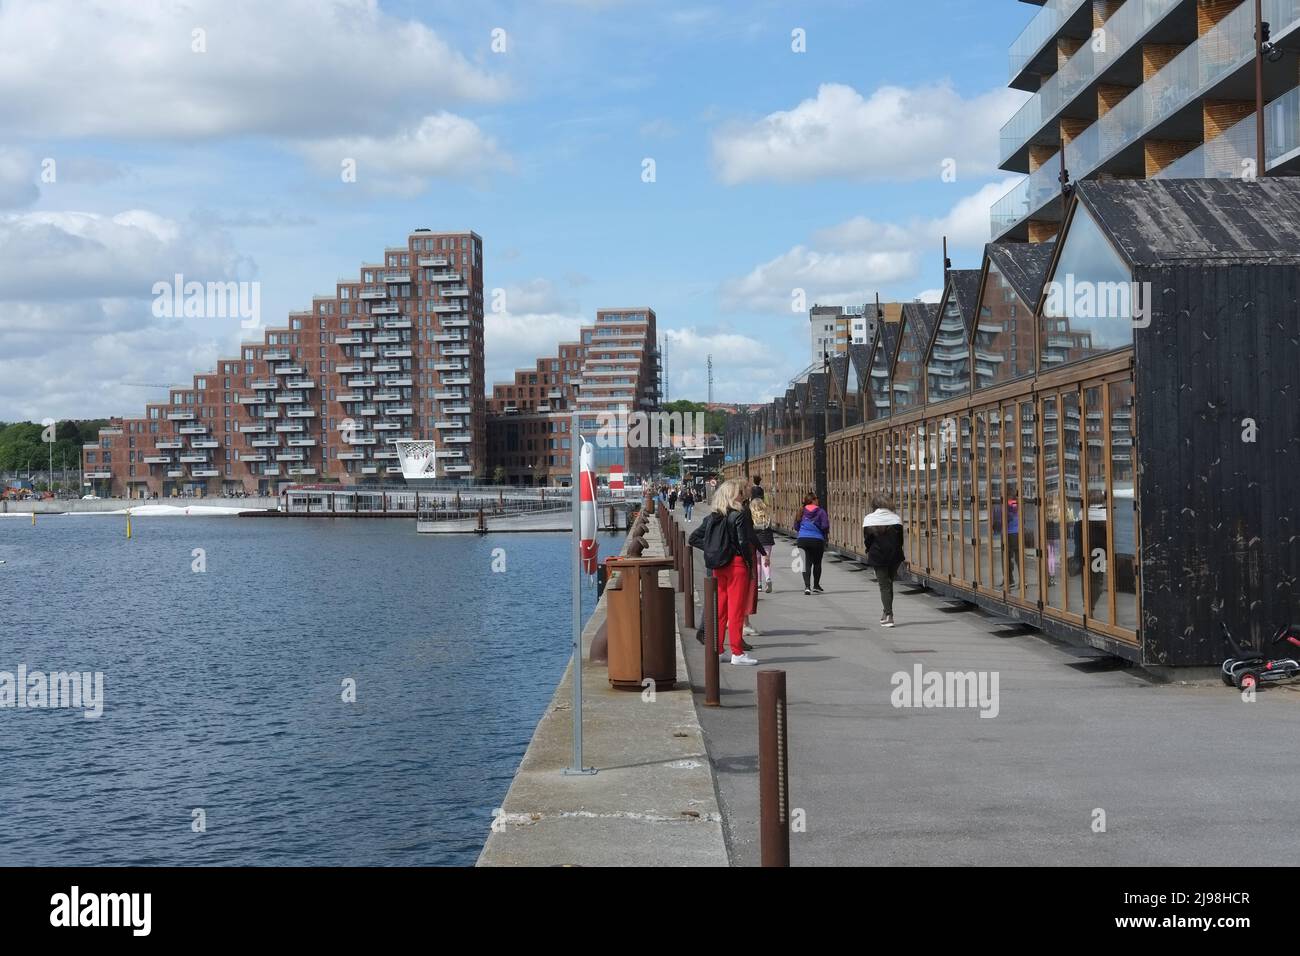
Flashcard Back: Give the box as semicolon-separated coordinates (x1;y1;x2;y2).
668;488;678;511
750;474;766;501
681;486;695;521
749;495;776;593
689;478;761;665
793;492;830;595
863;494;906;628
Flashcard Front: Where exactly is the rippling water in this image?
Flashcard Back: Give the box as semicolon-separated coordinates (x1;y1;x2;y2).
0;514;612;866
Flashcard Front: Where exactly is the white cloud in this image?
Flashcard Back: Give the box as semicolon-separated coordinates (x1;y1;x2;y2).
914;289;943;303
663;327;794;405
0;0;508;141
721;177;1021;313
484;279;585;391
712;82;1028;185
0;149;38;209
298;114;512;194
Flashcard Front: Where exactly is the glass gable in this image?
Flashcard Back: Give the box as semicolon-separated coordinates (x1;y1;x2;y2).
1040;204;1134;370
868;338;891;420
926;292;970;403
892;308;928;414
973;262;1035;390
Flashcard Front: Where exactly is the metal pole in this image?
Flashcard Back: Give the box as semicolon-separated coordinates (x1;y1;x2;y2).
704;574;720;707
1256;0;1266;177
684;530;695;630
758;669;790;867
564;411;594;775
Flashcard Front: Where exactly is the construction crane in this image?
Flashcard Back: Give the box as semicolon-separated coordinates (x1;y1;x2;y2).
706;354;713;406
121;382;183;389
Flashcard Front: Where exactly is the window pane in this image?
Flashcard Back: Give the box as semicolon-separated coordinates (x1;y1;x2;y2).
1043;395;1063;610
1063;390;1084;615
927;299;970;400
1110;379;1138;633
1085;385;1110;625
974;263;1034;389
1041;205;1134;369
1020;400;1040;607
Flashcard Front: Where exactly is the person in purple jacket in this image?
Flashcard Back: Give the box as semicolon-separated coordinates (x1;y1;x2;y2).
794;492;830;594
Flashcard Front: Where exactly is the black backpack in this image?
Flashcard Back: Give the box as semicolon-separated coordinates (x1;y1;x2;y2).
698;512;737;569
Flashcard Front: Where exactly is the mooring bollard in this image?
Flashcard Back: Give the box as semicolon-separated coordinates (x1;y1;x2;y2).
704;574;720;708
683;533;695;631
758;669;791;867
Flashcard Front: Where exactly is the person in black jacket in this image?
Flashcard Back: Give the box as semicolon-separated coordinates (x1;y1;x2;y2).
863;494;905;628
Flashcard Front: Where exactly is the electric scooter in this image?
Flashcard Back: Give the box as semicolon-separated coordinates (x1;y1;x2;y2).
1221;621;1300;691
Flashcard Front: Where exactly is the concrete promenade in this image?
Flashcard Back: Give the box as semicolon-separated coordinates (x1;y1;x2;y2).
673;509;1300;867
477;516;728;866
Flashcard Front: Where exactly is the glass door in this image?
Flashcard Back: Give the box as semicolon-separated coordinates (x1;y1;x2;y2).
988;406;1005;596
1019;399;1041;609
1042;393;1064;615
960;414;975;587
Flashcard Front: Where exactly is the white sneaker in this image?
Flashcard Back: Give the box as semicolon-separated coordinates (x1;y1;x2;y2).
730;653;759;666
743;624;759;637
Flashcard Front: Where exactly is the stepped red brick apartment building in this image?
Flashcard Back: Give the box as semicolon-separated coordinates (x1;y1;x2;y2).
486;308;661;485
83;229;486;496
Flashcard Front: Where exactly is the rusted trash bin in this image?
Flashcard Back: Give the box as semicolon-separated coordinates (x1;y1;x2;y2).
604;556;676;691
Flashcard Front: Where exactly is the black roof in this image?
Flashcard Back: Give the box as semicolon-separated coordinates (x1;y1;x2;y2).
807;372;830;412
985;240;1056;306
846;342;874;389
944;269;983;332
1076;178;1300;267
826;353;851;400
873;318;900;372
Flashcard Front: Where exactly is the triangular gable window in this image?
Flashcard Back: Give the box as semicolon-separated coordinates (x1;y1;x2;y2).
926;291;970;402
868;336;891;420
892;308;928;413
973;262;1034;390
1039;203;1135;370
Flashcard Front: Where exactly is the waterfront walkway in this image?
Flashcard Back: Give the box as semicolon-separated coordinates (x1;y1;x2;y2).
675;511;1300;867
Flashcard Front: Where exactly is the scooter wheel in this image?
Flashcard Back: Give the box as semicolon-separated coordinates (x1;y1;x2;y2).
1221;671;1236;686
1237;671;1260;691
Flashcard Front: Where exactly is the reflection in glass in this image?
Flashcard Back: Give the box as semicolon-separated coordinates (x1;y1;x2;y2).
1003;404;1020;599
893;311;929;412
1110;380;1138;633
1040;205;1134;371
961;415;974;583
1085;385;1109;625
927;298;971;401
976;413;990;588
1020;401;1040;607
989;408;1004;590
1063;390;1084;615
1043;395;1062;611
974;263;1035;389
868;342;891;420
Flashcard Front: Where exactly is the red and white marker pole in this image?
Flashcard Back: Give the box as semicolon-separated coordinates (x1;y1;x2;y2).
578;438;599;576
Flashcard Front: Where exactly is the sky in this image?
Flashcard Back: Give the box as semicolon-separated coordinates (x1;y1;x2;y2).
0;0;1034;421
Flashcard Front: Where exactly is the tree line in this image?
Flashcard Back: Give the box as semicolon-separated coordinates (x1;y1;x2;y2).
0;420;109;474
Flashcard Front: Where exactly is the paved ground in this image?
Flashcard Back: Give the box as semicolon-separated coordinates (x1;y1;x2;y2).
671;508;1300;867
477;518;728;867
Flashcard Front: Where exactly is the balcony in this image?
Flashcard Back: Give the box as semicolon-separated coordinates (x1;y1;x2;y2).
1008;0;1090;86
435;450;464;459
192;469;220;478
370;303;400;315
191;439;219;449
372;362;400;373
431;304;460;313
371;334;400;345
374;390;403;401
443;287;470;298
434;362;464;371
359;289;387;300
374;450;399;460
251;437;280;447
156;440;183;449
288;467;317;476
385;465;404;475
337;451;364;460
165;469;185;478
428;271;461;282
337;393;365;403
381;347;412;359
347;435;377;446
442;317;469;328
357;406;379;416
347;377;377;388
443;376;472;386
441;347;471;357
444;464;473;474
166;410;195;420
178;425;208;434
434;420;463;429
242;453;269;463
238;394;267;405
288;437;317;447
382;318;411;329
381;270;410;283
263;349;291;361
274;365;304;375
433;333;463;343
433;390;464;399
260;465;281;476
250;379;278;390
275;394;305;403
143;455;171;464
336;364;364;374
346;319;376;330
382;376;412;387
357;349;377;359
179;454;209;464
276;451;305;462
445;435;472;444
444;404;472;415
337;334;365;345
286;408;317;418
360;465;380;475
374;421;403;431
417;255;448;267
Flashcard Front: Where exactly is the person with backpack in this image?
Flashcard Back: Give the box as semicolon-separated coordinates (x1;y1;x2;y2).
668;488;678;510
863;494;905;628
749;495;776;593
681;487;695;521
689;477;761;665
750;474;765;501
794;492;830;595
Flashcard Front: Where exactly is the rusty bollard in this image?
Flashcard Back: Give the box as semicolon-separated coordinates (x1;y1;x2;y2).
683;532;695;631
704;574;719;708
759;670;791;867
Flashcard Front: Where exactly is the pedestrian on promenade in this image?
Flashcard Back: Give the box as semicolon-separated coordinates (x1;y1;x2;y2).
681;487;695;521
669;488;678;510
750;495;775;593
689;477;761;665
863;494;905;628
793;492;830;595
750;474;765;501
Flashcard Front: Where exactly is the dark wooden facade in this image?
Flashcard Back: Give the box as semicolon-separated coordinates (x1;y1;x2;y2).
724;178;1300;671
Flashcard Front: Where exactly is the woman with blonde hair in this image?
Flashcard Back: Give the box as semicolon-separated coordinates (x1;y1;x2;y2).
689;477;761;665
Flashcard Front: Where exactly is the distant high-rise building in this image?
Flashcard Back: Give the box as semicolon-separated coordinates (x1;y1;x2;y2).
82;229;486;496
809;303;896;365
993;0;1300;243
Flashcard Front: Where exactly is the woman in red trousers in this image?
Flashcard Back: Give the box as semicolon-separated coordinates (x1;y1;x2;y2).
709;478;761;665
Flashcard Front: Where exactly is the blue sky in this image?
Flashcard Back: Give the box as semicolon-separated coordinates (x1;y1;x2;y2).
0;0;1033;419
